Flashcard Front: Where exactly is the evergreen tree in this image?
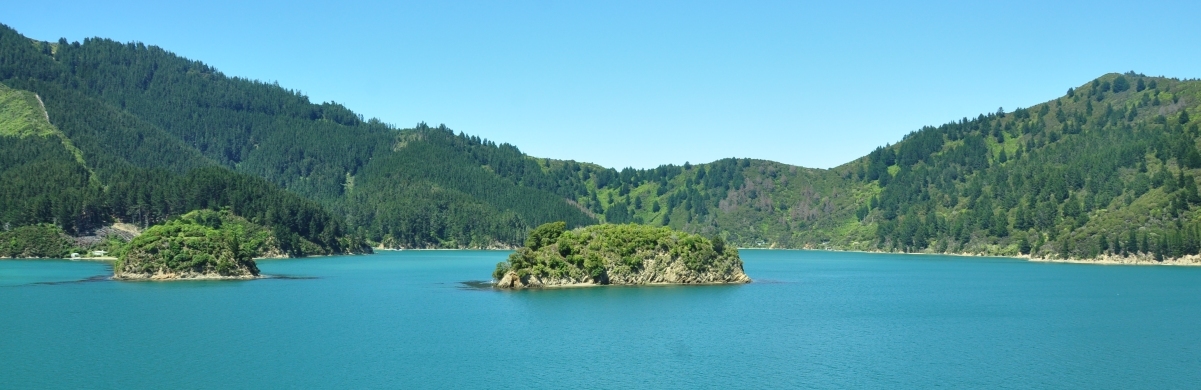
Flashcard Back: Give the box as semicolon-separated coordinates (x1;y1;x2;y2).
1112;75;1130;92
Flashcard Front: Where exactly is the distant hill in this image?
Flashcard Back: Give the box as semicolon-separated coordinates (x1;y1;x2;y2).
842;73;1201;260
2;22;1199;261
0;23;593;249
0;26;364;255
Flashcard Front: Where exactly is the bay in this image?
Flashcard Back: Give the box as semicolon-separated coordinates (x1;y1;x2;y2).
2;250;1199;389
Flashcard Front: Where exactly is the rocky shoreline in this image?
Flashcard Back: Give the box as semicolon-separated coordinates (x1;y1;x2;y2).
495;257;752;289
1027;253;1201;266
808;247;1201;266
112;269;259;281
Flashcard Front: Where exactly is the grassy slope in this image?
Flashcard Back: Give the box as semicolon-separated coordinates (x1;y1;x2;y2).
0;82;54;137
0;82;87;167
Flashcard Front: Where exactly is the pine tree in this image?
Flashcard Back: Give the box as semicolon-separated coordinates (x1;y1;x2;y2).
1156;235;1167;261
1112;75;1130;92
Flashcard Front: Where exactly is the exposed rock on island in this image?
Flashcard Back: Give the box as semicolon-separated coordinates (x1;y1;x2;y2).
493;222;751;288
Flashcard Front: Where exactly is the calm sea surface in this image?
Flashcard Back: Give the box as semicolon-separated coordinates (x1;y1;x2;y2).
2;250;1199;389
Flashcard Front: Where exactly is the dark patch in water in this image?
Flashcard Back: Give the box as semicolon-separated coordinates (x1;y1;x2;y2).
6;274;318;287
109;274;319;282
26;275;111;286
261;275;318;280
458;279;497;288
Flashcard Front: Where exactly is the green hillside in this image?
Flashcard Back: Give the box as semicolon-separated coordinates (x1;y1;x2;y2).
0;81;101;236
527;74;1201;262
0;27;365;255
0;25;595;248
0;82;55;137
845;73;1201;260
3;22;1200;261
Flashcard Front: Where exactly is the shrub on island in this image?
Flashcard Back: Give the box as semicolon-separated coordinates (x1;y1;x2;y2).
493;222;750;288
113;210;278;280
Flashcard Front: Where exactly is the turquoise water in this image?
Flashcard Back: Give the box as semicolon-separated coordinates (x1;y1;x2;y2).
2;250;1200;389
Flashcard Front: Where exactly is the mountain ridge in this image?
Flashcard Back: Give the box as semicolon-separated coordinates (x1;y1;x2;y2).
3;22;1200;262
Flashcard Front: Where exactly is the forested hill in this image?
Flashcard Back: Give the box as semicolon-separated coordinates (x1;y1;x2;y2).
4;22;1201;261
544;73;1201;262
0;25;363;255
844;73;1201;260
0;23;595;249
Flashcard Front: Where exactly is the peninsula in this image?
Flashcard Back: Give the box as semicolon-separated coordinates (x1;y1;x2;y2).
493;222;751;288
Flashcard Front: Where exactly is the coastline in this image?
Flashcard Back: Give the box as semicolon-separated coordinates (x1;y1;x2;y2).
1027;254;1201;267
71;256;116;262
739;247;1201;267
112;273;260;281
1;256;116;262
373;247;516;251
8;248;1201;268
492;280;752;289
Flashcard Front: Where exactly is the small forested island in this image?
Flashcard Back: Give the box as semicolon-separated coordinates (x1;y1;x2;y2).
113;210;281;280
493;222;751;288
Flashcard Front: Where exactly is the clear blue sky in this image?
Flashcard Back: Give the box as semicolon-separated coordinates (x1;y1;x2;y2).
7;1;1201;169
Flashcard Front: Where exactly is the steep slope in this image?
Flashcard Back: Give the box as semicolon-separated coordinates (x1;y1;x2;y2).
0;25;596;248
0;81;55;137
346;126;595;248
843;73;1201;260
0;82;103;234
0;29;365;255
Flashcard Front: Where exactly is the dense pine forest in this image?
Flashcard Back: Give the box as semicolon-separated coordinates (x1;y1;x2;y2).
0;26;363;256
2;22;1200;261
852;74;1201;260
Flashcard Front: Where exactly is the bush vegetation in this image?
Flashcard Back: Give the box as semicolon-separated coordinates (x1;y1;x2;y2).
114;210;279;277
0;224;72;258
495;222;740;282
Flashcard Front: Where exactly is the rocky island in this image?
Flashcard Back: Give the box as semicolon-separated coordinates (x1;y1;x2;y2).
113;210;274;280
493;222;751;288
